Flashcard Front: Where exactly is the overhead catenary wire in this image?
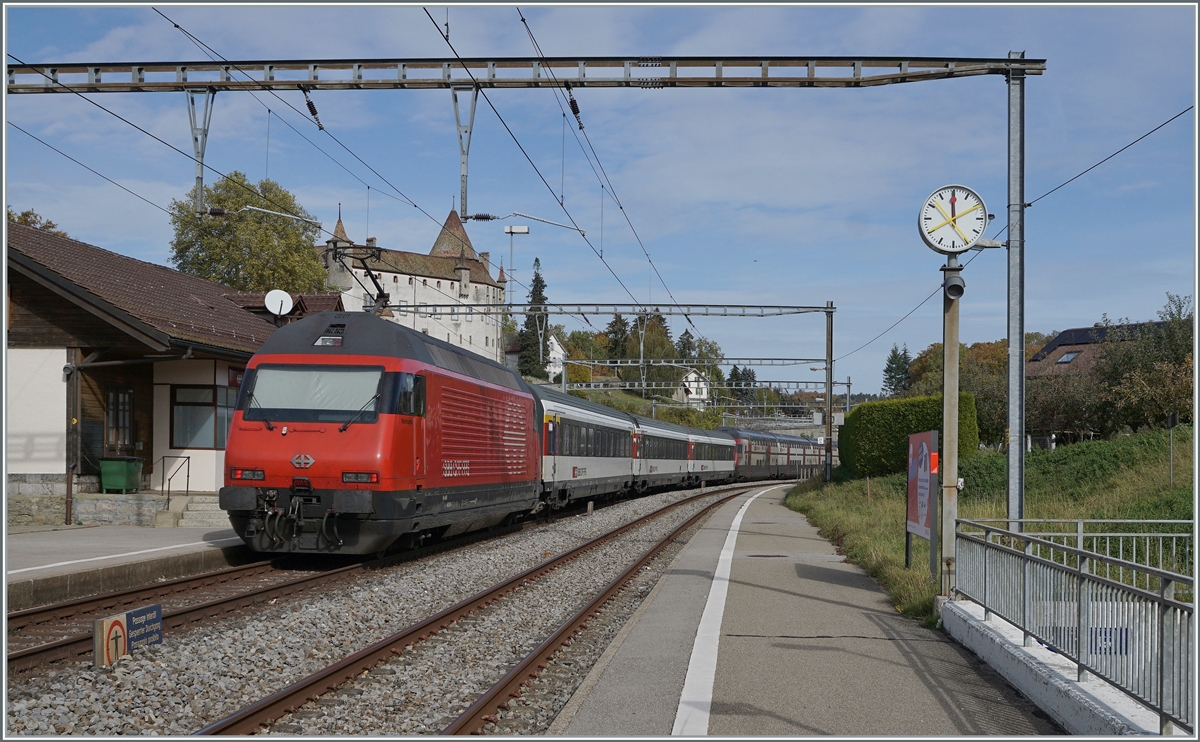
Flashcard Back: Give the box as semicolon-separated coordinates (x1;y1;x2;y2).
8;121;173;217
835;104;1195;363
516;8;707;338
150;8;527;283
5;51;335;241
421;6;644;310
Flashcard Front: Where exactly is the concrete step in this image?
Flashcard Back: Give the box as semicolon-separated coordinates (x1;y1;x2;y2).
178;511;233;528
188;500;224;511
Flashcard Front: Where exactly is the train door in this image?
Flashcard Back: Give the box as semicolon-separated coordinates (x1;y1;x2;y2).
404;374;427;478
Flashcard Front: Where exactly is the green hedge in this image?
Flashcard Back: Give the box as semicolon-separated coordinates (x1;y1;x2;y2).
838;392;979;477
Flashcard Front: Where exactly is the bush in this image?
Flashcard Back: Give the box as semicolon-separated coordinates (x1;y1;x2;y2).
838;392;978;476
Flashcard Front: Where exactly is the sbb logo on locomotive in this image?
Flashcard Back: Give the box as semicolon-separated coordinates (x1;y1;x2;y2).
443;460;471;477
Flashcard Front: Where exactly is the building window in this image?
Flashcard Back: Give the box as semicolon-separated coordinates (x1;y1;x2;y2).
393;275;398;283
437;281;441;289
409;277;414;285
450;306;458;320
423;279;427;287
419;303;429;317
171;385;237;449
432;305;440;318
106;389;134;453
363;293;373;311
1057;351;1082;364
398;300;409;316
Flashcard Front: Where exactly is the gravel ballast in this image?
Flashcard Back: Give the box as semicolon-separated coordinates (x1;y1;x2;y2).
5;486;737;736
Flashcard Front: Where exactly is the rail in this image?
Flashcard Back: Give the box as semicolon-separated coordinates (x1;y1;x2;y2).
955;519;1194;734
156;455;190;510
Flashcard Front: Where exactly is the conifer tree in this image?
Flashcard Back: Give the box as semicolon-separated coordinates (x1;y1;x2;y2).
517;258;550;378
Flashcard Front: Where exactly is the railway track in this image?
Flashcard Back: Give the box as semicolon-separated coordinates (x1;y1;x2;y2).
195;484;752;735
5;524;522;674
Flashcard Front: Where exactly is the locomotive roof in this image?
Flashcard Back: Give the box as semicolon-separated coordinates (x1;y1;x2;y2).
253;311;526;392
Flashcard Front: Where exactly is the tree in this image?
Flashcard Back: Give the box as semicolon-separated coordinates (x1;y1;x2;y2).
604;314;630;359
7;206;68;237
517;258;550;378
676;329;697;359
881;343;912;397
169;171;326;292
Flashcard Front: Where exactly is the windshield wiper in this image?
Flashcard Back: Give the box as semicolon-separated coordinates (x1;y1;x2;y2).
339;393;381;432
248;393;276;431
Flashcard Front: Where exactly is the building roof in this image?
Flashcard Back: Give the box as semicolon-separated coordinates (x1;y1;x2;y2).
428;210;477;260
224;290;345;320
6;222;277;355
1029;321;1163;361
329;246;500;287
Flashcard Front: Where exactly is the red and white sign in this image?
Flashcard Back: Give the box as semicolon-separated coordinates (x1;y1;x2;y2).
906;430;938;540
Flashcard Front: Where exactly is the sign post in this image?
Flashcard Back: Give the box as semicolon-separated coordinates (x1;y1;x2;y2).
906;431;939;585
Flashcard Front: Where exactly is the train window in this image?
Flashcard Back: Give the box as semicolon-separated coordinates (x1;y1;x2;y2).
396;374;426;416
587;427;594;456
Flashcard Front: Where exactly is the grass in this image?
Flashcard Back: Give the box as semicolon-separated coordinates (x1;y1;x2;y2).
784;425;1194;626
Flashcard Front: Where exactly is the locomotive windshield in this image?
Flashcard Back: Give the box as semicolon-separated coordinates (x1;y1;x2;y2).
242;364;384;424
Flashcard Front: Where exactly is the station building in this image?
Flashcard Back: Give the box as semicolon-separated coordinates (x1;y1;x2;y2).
320;210;508;364
5;223;340;524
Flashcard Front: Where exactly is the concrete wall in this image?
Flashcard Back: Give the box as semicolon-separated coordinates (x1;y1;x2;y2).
6;477;169;527
6;348;67;474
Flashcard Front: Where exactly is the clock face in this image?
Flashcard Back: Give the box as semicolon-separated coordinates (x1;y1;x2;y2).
919;185;988;255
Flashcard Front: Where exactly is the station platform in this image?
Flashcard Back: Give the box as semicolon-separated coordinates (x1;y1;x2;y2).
552;485;1067;736
5;523;248;612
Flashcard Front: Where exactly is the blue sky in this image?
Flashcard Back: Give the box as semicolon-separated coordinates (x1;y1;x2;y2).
4;5;1196;394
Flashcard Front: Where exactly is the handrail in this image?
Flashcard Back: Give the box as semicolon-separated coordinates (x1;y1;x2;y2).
958;519;1193;584
156;455;191;511
955;519;1194;733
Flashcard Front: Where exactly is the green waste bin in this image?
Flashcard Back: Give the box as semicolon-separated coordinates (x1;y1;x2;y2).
99;456;143;494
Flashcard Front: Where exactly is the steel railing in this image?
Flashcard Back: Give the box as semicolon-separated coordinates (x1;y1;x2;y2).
156;455;191;511
969;519;1193;600
956;519;1194;734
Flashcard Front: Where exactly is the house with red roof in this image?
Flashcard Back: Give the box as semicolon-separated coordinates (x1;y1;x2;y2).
6;222;340;524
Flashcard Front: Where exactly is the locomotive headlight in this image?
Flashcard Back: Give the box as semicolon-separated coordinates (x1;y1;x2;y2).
231;468;265;481
342;472;379;483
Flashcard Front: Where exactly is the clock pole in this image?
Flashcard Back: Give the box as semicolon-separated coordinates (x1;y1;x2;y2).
941;255;964;597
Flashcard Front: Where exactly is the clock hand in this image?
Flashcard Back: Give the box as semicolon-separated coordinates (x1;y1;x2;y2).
930;199;972;244
926;203;981;234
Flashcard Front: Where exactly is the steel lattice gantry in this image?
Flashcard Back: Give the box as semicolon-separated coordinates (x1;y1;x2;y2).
566;380;828;391
6;56;1045;93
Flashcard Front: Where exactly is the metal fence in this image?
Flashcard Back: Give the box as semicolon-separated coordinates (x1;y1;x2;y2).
956;519;1194;734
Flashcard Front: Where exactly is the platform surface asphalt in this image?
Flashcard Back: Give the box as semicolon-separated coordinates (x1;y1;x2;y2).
4;524;241;583
559;485;1062;736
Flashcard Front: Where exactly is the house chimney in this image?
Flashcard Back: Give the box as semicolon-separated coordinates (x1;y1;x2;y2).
366;237;377;247
479;251;490;272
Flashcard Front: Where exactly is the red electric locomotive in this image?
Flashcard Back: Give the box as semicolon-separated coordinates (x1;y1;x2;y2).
219;312;541;554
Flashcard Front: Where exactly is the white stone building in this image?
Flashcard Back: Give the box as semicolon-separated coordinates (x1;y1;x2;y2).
321;210;507;364
546;335;566;380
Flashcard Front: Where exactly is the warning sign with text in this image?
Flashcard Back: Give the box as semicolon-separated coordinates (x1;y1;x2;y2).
93;603;163;667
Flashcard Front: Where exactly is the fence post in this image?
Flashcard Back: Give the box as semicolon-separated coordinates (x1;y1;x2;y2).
1159;578;1176;735
1023;538;1033;647
983;528;991;622
1078;553;1090;682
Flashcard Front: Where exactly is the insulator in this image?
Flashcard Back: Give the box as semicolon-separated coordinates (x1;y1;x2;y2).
569;98;580;117
306;99;318;117
467;213;498;221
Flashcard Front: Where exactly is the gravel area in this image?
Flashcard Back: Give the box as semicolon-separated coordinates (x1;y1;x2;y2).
5;486;733;736
263;493;723;735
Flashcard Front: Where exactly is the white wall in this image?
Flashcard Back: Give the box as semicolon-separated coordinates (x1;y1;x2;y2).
5;348;67;474
151;360;225;492
331;265;505;363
